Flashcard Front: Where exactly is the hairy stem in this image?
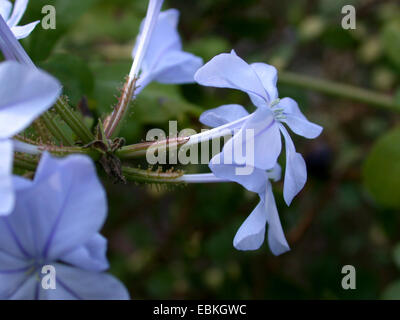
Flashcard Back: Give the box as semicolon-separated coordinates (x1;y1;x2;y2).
32;119;53;144
104;76;137;139
117;136;189;159
13;153;38;171
122;166;184;184
54;97;94;144
41;112;74;146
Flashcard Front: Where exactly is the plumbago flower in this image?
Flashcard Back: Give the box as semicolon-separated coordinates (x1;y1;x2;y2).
0;153;129;300
0;61;60;215
0;0;39;39
194;50;323;252
132;8;203;95
196;50;323;205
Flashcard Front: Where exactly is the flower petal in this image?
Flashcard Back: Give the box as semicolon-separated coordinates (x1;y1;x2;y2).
10;20;39;39
151;50;203;84
233;182;289;254
12;175;33;191
264;184;290;255
134;9;181;73
7;275;37;300
194;51;269;107
280;98;323;139
39;264;130;300
59;234;109;272
199;104;249;128
233;198;267;251
250;62;279;102
240;107;282;170
267;163;282;182
0;61;61;139
0;250;32;299
0;139;14;215
0;1;12;21
209;152;268;194
7;0;28;27
133;9;203;94
11;153;107;260
280;125;307;205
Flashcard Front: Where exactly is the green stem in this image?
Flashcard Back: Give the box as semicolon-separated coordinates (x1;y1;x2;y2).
41;112;74;146
54;97;94;143
32;119;53;143
122;166;184;184
104;76;137;139
39;145;101;160
117;137;189;159
279;71;399;112
14;154;38;171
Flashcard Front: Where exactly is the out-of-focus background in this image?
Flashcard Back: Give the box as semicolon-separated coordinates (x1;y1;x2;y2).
21;0;400;299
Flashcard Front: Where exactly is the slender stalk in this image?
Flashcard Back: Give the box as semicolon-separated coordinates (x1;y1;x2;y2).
0;16;35;67
39;145;101;160
54;98;94;144
41;112;74;146
32;119;53;144
184;115;250;149
14;136;100;159
122;166;184;184
104;0;164;139
13;140;40;155
103;76;137;138
117;137;189;159
176;173;230;183
13;154;38;171
129;0;164;79
279;71;399;112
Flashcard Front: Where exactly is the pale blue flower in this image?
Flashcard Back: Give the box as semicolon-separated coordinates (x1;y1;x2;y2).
196;50;323;206
0;61;60;215
0;153;129;300
132;8;203;95
0;0;39;39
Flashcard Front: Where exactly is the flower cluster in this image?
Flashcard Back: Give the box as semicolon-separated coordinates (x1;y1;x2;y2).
0;0;323;300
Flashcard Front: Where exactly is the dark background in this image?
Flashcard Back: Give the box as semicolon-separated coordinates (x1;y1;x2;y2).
20;0;400;299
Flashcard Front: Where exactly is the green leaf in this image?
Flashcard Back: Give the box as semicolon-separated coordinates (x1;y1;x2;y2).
39;54;94;106
25;0;100;61
363;127;400;208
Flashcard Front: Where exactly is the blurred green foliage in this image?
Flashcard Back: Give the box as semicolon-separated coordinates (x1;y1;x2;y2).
16;0;400;299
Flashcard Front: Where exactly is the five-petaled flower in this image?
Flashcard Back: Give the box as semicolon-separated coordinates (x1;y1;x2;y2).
0;153;129;300
196;50;323;205
195;50;323;253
